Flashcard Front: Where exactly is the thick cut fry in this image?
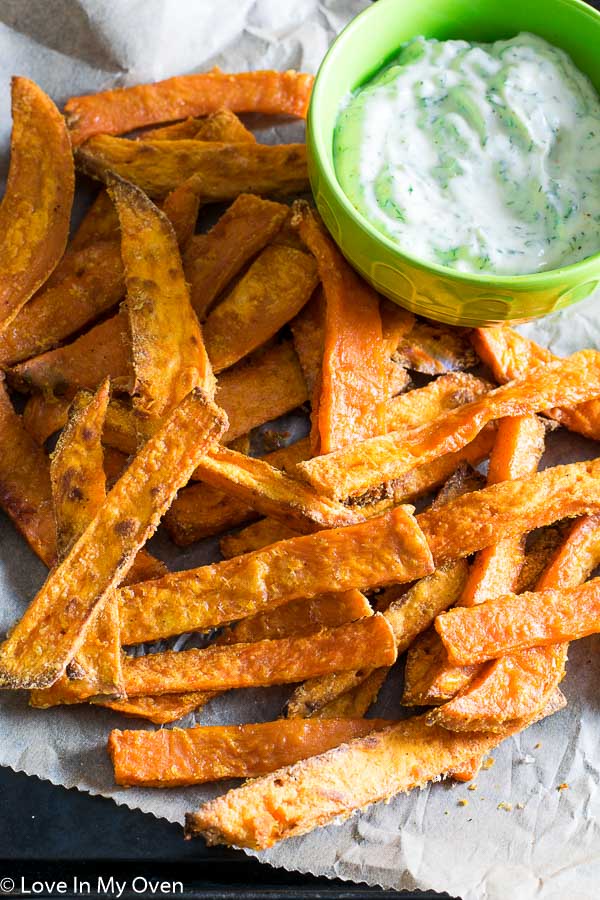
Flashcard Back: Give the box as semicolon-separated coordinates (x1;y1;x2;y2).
109;175;214;438
315;670;390;719
290;291;324;394
204;245;318;372
76;137;308;199
68;190;120;252
141;108;256;143
184;195;288;320
0;78;74;329
436;577;600;665
0;376;55;565
0;241;125;367
220;519;299;559
109;718;392;787
119;507;434;645
395;322;477;374
286;560;468;719
165;439;310;546
292;201;386;453
185;692;565;849
417;457;600;566
297;351;600;499
66;69;313;145
122;615;397;696
9;314;133;400
0;390;227;689
403;629;479;707
472;326;600;440
385;373;491;432
160;183;202;250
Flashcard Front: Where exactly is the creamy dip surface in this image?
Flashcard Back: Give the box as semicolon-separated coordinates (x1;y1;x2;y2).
334;33;600;276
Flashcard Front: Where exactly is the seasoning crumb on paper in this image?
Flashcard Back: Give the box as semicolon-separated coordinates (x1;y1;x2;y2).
497;802;513;812
558;783;569;791
467;783;477;791
458;799;468;807
482;757;495;770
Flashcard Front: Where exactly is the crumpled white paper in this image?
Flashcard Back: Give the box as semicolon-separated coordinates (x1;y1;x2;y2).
1;3;600;898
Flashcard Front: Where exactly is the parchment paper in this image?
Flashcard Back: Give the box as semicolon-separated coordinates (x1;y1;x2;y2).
1;3;600;898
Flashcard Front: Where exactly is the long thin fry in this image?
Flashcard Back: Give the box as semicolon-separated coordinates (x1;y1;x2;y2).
65;70;313;145
122;615;397;696
314;670;390;719
185;692;565;849
385;373;491;433
141;108;256;143
0;390;227;689
109;718;392;787
473;326;600;439
292;201;386;453
220;519;299;559
119;507;434;644
204;245;318;372
0;78;74;329
297;351;600;499
76;137;308;199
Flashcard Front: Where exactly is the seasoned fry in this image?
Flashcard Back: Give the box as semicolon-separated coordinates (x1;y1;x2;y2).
109;718;392;787
184;195;288;320
66;69;313;145
0;376;55;566
385;373;491;432
298;351;600;499
473;326;600;440
9;314;133;400
185;691;565;849
165;439;310;546
220;519;299;558
122;615;397;696
395;322;477;374
204;245;318;372
0;78;74;329
108;175;214;438
141;108;256;143
315;670;390;719
119;507;434;644
290;291;324;394
76;137;308;199
68;190;120;252
292;201;386;453
0;390;227;689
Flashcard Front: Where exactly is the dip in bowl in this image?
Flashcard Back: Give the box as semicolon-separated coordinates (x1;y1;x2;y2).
308;0;600;325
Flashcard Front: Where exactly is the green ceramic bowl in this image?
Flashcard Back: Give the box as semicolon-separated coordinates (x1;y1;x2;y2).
308;0;600;326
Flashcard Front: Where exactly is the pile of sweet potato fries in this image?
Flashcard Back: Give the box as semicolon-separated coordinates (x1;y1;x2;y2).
0;69;599;852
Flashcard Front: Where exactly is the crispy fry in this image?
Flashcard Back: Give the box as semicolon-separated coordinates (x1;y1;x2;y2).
119;507;434;644
165;439;310;546
220;519;299;558
122;615;396;696
76;137;308;199
160;183;201;250
290;291;324;394
66;69;313;145
380;300;415;356
292;201;386;453
0;376;55;565
185;691;565;849
108;175;214;439
298;351;600;500
0;389;227;689
68;190;120;252
395;322;477;374
315;670;390;719
141;108;256;143
109;718;392;787
98;693;209;725
436;577;600;665
0;78;74;329
184;195;288;320
204;245;318;372
9;313;133;400
473;326;600;440
385;373;491;432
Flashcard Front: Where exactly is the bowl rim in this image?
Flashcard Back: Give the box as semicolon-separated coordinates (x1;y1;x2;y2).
308;0;600;288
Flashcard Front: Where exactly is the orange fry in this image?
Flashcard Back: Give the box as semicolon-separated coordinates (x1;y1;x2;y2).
0;390;227;689
108;718;392;787
119;507;433;644
141;108;256;143
65;69;313;145
122;615;396;696
220;519;299;559
395;322;477;374
0;78;74;329
385;373;491;432
298;351;600;499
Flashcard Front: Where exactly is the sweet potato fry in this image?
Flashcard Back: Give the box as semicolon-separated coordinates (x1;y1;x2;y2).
9;313;133;400
0;376;55;565
109;718;392;787
184;195;288;320
68;190;120;253
436;577;600;665
185;691;565;849
314;670;390;720
76;137;308;199
141;108;256;143
119;507;434;645
472;326;600;440
122;615;397;696
65;69;313;145
385;373;491;433
290;291;324;394
0;78;74;329
204;245;318;372
108;175;214;438
220;519;299;558
292;201;386;453
165;439;310;546
298;351;600;500
0;389;227;689
395;322;477;375
515;526;569;594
